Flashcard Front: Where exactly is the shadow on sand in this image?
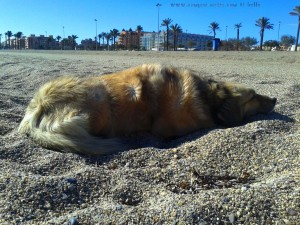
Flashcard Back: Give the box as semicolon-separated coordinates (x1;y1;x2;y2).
83;111;295;164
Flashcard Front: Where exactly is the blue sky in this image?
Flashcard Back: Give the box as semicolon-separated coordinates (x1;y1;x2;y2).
0;0;299;43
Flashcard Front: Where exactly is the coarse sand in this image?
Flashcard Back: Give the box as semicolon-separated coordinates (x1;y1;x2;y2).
0;50;299;224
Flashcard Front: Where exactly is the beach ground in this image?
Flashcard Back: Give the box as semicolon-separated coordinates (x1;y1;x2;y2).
0;50;299;224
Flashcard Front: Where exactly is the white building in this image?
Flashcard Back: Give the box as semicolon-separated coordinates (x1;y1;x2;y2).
140;32;213;51
140;32;156;50
177;33;213;50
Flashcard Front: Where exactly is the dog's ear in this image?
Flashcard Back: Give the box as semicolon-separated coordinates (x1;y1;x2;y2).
217;98;243;127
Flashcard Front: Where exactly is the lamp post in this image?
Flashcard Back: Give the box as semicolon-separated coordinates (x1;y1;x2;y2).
62;26;65;50
185;29;188;49
156;3;162;51
225;25;228;50
95;19;98;50
278;21;281;42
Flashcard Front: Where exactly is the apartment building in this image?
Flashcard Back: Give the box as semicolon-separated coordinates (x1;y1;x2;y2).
25;35;57;49
3;36;26;49
118;30;142;49
177;33;213;50
140;32;213;50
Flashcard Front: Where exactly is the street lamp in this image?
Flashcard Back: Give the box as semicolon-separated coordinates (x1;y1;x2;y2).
186;29;188;49
62;26;65;50
95;19;98;50
278;21;281;42
225;26;228;51
156;3;162;51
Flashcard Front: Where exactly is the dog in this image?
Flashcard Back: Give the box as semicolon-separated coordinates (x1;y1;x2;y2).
19;64;277;155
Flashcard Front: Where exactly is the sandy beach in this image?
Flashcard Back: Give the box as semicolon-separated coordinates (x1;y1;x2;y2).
0;50;299;224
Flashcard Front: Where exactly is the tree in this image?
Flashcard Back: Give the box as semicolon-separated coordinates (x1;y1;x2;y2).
71;35;78;50
56;36;61;49
97;34;102;48
281;35;295;49
234;23;242;50
220;39;236;51
255;17;274;50
264;40;280;50
46;36;55;49
80;38;95;50
136;25;143;50
0;34;2;49
289;5;300;51
110;29;119;50
209;22;220;38
13;33;17;49
5;31;13;49
136;25;143;33
105;33;111;50
56;35;61;42
61;38;69;50
170;23;182;51
161;18;173;50
16;32;23;49
101;32;106;46
240;37;258;50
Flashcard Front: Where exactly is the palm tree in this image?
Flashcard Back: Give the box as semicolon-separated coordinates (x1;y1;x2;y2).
234;23;242;50
255;17;274;50
97;34;102;48
4;32;7;48
170;24;182;51
16;32;23;49
209;22;220;38
136;25;143;49
56;36;61;49
289;5;300;51
110;29;119;50
71;35;78;50
101;32;106;46
136;25;143;33
6;31;13;49
13;33;18;49
161;18;173;50
56;35;61;42
105;33;111;50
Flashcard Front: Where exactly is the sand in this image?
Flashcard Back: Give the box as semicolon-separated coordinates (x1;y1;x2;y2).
0;50;299;224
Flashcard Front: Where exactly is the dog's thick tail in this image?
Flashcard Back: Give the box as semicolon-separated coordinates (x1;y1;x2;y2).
18;99;122;155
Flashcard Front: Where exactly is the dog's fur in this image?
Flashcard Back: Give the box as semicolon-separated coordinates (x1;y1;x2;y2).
19;64;277;155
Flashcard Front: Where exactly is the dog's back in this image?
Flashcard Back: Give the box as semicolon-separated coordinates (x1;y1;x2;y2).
19;64;212;154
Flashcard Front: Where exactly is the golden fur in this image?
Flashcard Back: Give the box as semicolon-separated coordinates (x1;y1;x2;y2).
19;64;277;155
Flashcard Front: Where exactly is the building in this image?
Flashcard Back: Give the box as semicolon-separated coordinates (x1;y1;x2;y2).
25;35;58;49
177;33;213;50
25;35;44;49
140;32;156;50
140;32;213;51
3;36;26;49
118;29;143;49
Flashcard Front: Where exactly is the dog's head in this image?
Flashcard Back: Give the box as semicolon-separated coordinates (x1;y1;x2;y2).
216;83;277;127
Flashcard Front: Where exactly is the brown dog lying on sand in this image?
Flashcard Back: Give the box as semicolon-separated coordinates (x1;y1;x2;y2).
19;64;276;155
